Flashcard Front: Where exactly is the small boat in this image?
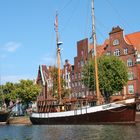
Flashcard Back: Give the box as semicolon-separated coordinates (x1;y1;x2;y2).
30;0;136;125
0;102;11;124
0;109;11;124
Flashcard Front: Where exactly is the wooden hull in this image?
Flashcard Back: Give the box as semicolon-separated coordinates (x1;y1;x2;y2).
0;111;11;124
30;101;136;125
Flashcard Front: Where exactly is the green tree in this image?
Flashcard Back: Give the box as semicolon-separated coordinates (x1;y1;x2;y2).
15;79;41;107
49;66;66;98
0;82;17;106
82;55;128;97
1;82;18;106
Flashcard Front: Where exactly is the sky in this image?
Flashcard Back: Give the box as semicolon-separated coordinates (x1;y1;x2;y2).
0;0;140;84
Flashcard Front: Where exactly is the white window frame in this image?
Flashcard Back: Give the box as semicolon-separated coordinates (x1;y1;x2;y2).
128;72;134;80
127;58;133;67
114;49;120;56
113;39;119;46
124;48;128;55
128;85;134;94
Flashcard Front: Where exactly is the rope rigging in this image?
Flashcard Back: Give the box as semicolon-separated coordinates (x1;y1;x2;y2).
105;0;134;33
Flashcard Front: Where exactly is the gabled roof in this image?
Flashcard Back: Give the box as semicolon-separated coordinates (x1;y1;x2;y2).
96;30;140;55
89;39;109;57
36;65;48;86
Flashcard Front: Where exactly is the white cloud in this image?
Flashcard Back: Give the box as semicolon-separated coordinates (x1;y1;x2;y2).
1;75;35;84
4;42;21;52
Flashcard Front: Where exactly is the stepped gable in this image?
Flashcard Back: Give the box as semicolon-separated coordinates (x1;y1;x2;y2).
64;59;72;71
109;26;123;35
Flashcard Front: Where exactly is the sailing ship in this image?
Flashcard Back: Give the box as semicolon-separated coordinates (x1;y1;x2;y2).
30;0;136;125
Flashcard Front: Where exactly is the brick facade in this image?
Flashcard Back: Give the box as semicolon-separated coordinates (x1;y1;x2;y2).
71;26;140;101
70;38;95;99
36;26;140;103
102;26;140;100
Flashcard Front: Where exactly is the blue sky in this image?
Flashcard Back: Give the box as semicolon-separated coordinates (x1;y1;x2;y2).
0;0;140;84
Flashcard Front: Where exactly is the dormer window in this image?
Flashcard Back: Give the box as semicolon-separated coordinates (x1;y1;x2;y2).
113;39;119;46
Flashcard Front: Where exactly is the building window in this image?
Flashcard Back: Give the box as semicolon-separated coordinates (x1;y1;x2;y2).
78;81;81;86
86;91;89;96
114;49;120;56
78;61;80;67
124;48;128;55
72;73;74;79
113;39;119;46
128;72;134;80
72;83;74;87
82;84;85;88
81;60;84;67
66;74;68;80
81;72;84;78
78;73;81;78
128;85;134;94
81;50;84;56
127;58;133;67
75;82;77;87
136;54;140;63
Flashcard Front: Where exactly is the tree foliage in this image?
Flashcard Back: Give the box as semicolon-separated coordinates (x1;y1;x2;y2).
82;55;128;96
15;80;41;104
49;66;66;98
0;80;41;106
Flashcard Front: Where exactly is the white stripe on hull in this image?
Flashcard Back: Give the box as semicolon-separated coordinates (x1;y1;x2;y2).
31;98;135;119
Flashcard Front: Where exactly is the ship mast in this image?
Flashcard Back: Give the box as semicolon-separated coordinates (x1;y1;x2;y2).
91;0;102;105
54;13;62;104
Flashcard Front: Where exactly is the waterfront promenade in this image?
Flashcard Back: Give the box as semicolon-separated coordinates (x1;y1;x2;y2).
8;116;31;125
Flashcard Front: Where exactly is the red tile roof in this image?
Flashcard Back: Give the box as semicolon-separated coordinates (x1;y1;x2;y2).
125;31;140;51
96;31;140;55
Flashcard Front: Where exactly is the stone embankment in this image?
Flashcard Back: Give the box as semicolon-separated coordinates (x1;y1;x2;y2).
135;112;140;123
8;116;31;125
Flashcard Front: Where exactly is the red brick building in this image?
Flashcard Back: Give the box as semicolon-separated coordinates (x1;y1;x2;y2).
36;65;54;101
102;26;140;100
71;26;140;101
70;38;95;99
36;26;140;103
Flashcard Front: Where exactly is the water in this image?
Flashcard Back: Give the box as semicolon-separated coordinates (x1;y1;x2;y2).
0;124;140;140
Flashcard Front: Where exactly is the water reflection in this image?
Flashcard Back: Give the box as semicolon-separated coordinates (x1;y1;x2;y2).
0;124;140;140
